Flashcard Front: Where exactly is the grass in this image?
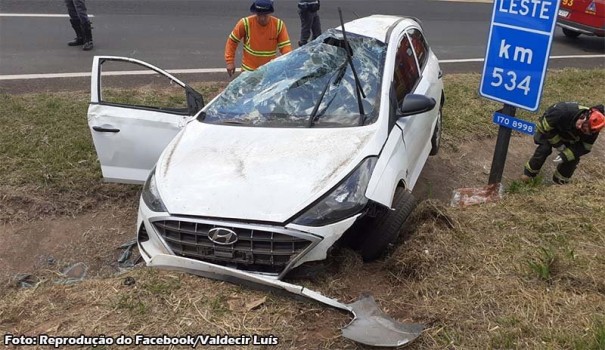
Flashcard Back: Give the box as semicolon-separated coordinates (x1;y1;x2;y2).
0;69;602;192
385;181;605;349
0;69;604;349
506;175;543;194
527;246;557;281
0;82;225;222
0;82;224;190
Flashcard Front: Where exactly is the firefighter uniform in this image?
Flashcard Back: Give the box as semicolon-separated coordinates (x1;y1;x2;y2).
524;102;604;184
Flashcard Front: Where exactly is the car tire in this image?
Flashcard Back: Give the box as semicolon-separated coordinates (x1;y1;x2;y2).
562;28;581;38
429;105;442;156
358;188;416;261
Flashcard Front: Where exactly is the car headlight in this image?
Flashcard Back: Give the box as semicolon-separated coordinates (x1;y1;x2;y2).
141;167;167;212
292;157;378;227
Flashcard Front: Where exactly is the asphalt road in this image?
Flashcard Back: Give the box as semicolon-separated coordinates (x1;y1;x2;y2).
0;0;603;92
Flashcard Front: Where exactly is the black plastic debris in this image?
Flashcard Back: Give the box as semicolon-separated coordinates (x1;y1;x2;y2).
117;238;142;269
14;274;41;288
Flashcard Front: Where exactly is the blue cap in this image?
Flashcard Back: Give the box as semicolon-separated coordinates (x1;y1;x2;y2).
250;0;274;14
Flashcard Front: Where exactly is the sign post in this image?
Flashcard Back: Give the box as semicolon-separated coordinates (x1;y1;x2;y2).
480;0;560;184
488;105;515;185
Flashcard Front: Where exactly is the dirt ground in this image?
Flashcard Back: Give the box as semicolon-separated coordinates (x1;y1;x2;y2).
1;133;603;288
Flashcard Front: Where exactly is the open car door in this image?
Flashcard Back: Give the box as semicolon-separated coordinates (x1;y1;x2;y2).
87;56;204;183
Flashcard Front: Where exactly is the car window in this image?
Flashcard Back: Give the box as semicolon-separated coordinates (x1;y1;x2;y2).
202;29;387;128
407;28;429;70
393;34;420;105
98;60;190;114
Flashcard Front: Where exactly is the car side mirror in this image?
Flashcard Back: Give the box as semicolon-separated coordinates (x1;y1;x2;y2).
397;94;436;117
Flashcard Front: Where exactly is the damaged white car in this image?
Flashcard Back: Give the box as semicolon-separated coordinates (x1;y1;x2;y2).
88;15;443;346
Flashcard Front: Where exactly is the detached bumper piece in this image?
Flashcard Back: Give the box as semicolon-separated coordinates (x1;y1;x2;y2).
148;254;424;347
153;219;317;275
343;294;424;347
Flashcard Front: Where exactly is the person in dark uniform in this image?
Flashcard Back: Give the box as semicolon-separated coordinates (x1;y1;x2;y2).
522;102;605;184
65;0;93;51
297;0;321;47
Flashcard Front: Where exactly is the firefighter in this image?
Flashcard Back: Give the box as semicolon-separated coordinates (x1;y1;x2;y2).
522;102;605;184
224;0;292;77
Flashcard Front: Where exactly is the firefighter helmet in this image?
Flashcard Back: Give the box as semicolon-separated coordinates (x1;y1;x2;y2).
588;108;605;133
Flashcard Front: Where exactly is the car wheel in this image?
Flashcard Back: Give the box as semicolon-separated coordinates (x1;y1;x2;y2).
562;28;581;38
358;188;416;261
429;106;442;156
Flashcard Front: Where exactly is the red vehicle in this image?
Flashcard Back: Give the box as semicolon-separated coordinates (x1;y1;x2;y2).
557;0;605;37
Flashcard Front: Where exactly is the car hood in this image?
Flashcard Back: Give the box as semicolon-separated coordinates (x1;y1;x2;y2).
156;122;376;223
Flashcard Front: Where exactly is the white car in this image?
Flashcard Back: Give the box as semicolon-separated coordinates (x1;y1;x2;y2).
88;15;444;284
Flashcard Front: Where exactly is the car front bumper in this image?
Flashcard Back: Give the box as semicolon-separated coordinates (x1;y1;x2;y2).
136;197;361;281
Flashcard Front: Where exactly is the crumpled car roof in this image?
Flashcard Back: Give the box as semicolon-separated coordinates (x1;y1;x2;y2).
343;15;417;43
203;29;387;128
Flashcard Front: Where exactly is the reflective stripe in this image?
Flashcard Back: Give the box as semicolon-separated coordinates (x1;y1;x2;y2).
524;161;540;174
539;118;552;132
553;170;571;183
277;40;291;48
243;17;250;46
243;45;277;57
277;19;283;35
229;33;240;43
548;135;561;145
241;18;282;57
236;15;289;71
563;148;575;161
583;142;593;151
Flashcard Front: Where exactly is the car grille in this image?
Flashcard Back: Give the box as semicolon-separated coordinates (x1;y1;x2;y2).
153;220;314;275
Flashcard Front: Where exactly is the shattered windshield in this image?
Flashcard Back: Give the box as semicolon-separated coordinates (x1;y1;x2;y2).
202;29;386;127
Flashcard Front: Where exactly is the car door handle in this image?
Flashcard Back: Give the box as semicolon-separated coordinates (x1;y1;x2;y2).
438;70;443;79
92;126;120;133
